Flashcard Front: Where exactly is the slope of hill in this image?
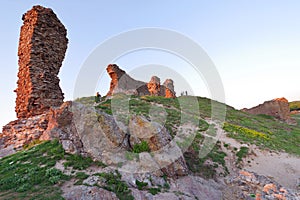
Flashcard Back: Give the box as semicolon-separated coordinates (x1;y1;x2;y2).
93;95;300;156
290;101;300;111
1;95;299;199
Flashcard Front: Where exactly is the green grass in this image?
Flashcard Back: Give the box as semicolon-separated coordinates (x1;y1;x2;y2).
74;172;89;185
93;94;300;174
236;147;249;162
0;140;115;199
290;101;300;111
184;140;228;179
226;106;300;155
63;154;94;170
74;96;95;105
223;123;271;141
132;141;150;153
96;95;210;139
148;187;161;195
135;180;148;190
95;171;134;200
292;114;300;126
92;94;299;162
135;179;162;195
0;140;67;199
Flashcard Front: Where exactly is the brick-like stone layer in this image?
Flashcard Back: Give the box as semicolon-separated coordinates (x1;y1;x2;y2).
15;5;68;118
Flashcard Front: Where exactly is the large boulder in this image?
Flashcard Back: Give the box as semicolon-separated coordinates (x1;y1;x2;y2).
128;115;188;177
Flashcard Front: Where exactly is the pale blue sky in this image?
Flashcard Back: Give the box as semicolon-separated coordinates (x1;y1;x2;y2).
0;0;300;128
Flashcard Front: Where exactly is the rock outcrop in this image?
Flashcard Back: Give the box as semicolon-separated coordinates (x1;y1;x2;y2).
62;186;118;200
242;97;292;122
64;103;188;178
128;115;188;177
106;64;176;98
40;101;84;154
15;5;68;119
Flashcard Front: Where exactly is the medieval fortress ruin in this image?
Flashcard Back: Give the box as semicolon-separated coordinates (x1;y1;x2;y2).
0;6;177;157
15;5;67;119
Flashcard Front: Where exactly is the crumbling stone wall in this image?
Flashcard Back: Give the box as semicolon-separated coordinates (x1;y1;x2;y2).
15;5;68;118
163;79;176;98
106;64;176;98
242;97;291;121
147;76;161;96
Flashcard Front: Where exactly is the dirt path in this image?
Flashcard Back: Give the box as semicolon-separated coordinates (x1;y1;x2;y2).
210;120;300;191
244;150;300;190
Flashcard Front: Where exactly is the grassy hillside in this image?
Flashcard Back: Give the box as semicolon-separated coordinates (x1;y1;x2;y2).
1;95;299;199
290;101;300;111
0;140;67;199
0;140;132;200
92;95;300;156
84;94;300;178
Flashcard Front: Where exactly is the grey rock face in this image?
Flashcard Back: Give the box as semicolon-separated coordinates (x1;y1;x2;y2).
62;185;118;200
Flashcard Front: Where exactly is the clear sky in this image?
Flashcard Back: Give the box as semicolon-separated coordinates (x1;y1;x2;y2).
0;0;300;128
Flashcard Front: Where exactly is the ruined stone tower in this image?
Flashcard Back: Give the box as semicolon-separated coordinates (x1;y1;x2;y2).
106;64;176;98
15;5;68;118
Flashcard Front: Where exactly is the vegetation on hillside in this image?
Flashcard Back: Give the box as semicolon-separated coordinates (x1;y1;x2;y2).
81;94;299;178
226;106;300;155
0;140;67;199
0;140;131;199
92;95;300;156
2;95;298;199
290;101;300;111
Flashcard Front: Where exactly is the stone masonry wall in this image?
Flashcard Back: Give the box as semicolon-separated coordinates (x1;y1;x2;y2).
242;97;291;121
106;64;176;98
15;5;68;118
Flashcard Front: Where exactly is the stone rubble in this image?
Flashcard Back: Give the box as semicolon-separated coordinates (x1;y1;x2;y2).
224;170;300;200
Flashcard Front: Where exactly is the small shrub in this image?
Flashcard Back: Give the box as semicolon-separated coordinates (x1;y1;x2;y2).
74;172;89;185
95;171;134;200
163;182;170;189
223;143;230;148
95;161;107;168
236;146;249;162
64;154;93;170
136;180;148;190
46;168;64;184
132;141;150;153
148;187;161;195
